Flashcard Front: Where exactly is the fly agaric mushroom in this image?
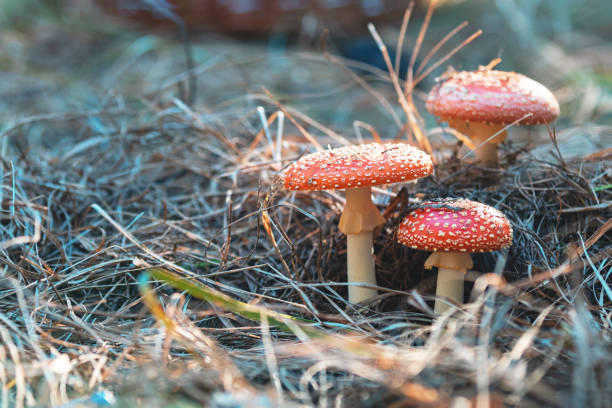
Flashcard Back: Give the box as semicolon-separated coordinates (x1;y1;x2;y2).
397;198;512;313
284;143;433;304
426;68;559;166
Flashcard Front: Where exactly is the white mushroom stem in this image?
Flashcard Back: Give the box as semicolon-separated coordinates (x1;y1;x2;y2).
425;251;473;314
338;187;385;304
448;120;507;166
346;232;377;304
434;268;465;314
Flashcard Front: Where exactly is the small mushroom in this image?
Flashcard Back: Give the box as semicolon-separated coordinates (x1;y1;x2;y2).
397;198;512;313
426;68;559;166
284;143;433;304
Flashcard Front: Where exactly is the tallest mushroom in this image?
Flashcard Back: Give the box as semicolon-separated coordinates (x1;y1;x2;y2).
283;143;433;304
426;68;559;166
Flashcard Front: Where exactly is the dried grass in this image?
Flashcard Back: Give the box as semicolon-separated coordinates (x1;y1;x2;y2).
0;1;610;407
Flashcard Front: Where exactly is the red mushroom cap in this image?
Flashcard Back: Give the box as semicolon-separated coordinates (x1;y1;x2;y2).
426;70;559;125
283;143;433;191
397;199;512;253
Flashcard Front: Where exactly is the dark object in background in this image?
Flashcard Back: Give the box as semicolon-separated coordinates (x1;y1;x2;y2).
341;37;411;73
96;0;416;80
96;0;414;35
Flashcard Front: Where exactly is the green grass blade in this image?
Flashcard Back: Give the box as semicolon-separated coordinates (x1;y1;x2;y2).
144;268;318;331
139;269;376;357
593;184;612;191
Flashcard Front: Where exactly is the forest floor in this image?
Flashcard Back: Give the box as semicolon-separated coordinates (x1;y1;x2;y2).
0;1;610;407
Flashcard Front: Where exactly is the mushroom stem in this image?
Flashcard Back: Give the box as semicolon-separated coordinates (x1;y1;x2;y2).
434;267;465;314
448;120;507;166
339;187;385;304
346;232;378;304
473;141;501;167
425;251;473;313
339;187;385;234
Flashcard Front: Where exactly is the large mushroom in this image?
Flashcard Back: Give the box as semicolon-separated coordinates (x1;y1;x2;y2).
284;143;433;304
397;198;512;313
426;68;560;166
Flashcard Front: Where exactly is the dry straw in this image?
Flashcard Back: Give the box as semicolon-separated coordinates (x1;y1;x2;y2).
0;1;610;407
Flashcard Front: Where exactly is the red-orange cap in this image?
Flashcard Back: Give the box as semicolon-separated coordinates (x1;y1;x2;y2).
426;70;559;125
397;199;512;253
283;143;433;191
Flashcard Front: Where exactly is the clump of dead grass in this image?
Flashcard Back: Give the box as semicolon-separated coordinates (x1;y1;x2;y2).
0;1;611;407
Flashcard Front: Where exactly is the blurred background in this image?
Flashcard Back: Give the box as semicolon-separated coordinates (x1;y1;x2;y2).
1;0;610;147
